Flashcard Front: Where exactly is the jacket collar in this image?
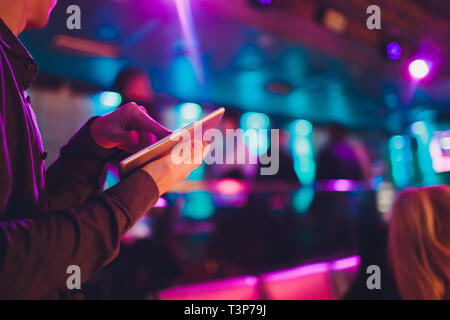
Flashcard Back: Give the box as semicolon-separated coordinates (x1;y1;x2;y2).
0;18;38;90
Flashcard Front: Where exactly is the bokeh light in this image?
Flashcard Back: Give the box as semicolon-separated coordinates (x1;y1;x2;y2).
386;41;402;60
411;121;427;136
99;91;122;108
291;120;315;186
240;112;270;156
293;119;312;136
408;59;430;79
291;187;315;214
179;102;203;122
92;91;122;116
241;112;270;130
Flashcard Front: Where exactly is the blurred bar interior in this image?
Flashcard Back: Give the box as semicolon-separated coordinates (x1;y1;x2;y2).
21;0;449;299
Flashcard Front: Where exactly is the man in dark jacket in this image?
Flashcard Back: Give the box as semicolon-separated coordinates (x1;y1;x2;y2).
0;0;206;298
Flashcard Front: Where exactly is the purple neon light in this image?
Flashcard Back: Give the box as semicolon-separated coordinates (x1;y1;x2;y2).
318;179;362;192
215;179;246;194
159;276;260;300
262;263;329;282
262;255;361;282
386;41;402;60
331;255;361;270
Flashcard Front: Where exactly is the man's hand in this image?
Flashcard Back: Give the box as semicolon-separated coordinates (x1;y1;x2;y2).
142;141;210;196
90;102;171;153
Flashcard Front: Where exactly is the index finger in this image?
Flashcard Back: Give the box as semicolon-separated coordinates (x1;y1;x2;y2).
129;107;172;139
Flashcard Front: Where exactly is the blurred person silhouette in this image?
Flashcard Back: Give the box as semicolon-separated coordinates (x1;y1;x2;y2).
321;124;400;299
344;190;400;300
388;185;450;300
316;124;371;182
113;67;159;119
309;124;400;299
311;123;371;256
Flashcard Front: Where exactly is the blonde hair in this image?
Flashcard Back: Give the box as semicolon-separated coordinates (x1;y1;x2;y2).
388;185;450;299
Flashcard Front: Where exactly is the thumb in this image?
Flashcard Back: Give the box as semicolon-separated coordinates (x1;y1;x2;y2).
126;106;172;139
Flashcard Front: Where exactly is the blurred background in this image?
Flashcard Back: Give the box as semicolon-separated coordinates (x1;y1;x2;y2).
21;0;449;299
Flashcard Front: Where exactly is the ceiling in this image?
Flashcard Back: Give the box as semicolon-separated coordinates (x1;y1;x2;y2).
20;0;450;132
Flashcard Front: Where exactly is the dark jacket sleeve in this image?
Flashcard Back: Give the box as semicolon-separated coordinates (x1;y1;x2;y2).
0;169;160;299
0;115;160;298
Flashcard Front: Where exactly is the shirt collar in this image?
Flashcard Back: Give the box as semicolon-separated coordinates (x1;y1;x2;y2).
0;18;38;90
